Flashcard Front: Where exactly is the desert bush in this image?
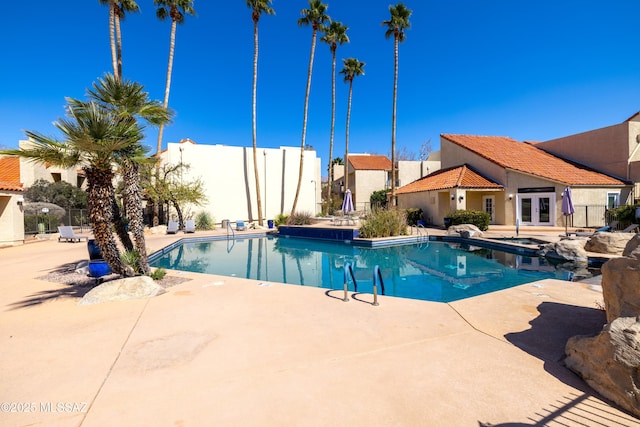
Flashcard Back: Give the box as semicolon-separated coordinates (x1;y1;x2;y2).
359;208;407;238
274;213;289;227
195;211;215;230
447;210;490;231
606;204;639;227
121;250;142;273
287;211;315;225
150;267;167;280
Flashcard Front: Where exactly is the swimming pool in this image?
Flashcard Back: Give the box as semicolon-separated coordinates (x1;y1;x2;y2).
149;236;577;303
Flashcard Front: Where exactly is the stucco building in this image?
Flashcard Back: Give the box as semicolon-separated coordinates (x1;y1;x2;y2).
0;157;25;246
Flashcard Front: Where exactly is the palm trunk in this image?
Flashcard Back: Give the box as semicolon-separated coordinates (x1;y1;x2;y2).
85;167;133;277
154;19;178;225
291;27;318;214
112;197;134;252
115;10;123;80
108;1;118;80
391;36;399;207
252;18;264;226
122;159;150;275
344;79;353;195
327;46;337;216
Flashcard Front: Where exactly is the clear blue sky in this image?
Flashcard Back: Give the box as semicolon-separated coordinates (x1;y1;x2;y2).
3;1;640;174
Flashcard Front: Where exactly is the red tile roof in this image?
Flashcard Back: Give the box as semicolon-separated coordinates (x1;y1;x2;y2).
348;155;392;171
442;134;626;186
397;164;502;194
0;157;24;192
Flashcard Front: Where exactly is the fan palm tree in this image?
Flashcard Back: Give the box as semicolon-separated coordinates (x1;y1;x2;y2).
382;2;411;207
2;102;139;276
247;0;275;227
82;73;172;274
339;58;365;196
98;0;139;80
290;0;329;214
153;0;195;225
320;20;348;215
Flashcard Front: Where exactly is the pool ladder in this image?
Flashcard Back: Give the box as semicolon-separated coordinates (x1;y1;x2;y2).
225;221;235;253
415;224;429;248
342;263;385;306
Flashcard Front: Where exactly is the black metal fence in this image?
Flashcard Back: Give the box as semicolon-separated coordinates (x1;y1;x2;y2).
24;208;90;236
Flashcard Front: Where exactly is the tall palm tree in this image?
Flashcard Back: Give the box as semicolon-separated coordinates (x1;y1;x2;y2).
382;2;411;207
339;58;365;197
2;102;139;276
291;0;329;214
98;0;139;80
320;20;348;215
83;73;171;274
98;0;119;79
247;0;275;227
114;0;140;80
153;0;195;225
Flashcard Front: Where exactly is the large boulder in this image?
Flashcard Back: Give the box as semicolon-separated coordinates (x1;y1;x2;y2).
585;232;636;256
446;224;483;238
601;257;640;323
79;276;165;305
623;234;640;260
565;316;640;417
537;239;588;265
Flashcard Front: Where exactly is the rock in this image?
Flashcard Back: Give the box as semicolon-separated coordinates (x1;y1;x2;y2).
447;224;483;238
585;232;636;256
147;225;168;235
623;234;640;260
565;316;640;417
601;257;640;323
78;276;165;306
537;239;588;264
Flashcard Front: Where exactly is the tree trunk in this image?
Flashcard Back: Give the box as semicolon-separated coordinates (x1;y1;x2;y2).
85;167;133;277
115;9;123;80
109;1;118;80
391;36;399;207
122;159;150;275
154;19;178;225
252;19;264;225
327;46;336;215
345;79;353;195
112;197;133;252
291;28;318;214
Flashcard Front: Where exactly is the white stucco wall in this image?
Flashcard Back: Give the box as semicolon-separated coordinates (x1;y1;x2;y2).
163;143;320;224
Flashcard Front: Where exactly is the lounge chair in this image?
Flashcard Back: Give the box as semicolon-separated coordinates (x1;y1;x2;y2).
236;220;246;231
58;226;89;243
167;221;179;234
620;223;640;233
185;219;196;233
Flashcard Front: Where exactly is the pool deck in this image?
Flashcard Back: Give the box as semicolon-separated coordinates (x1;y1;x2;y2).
1;225;638;426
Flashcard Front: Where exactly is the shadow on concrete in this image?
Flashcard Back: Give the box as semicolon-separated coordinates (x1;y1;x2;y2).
9;261;119;310
489;302;640;425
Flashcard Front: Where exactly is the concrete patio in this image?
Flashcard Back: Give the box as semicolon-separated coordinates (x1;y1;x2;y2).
1;226;639;426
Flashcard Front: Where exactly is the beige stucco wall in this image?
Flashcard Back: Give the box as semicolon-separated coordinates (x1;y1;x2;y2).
353;169;388;211
164;143;320;224
397;159;441;187
535;122;636;180
0;193;25;246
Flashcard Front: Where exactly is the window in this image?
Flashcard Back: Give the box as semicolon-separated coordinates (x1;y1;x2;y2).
607;193;620;209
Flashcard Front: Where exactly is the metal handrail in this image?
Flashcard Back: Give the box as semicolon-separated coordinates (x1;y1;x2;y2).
226;220;235;240
342;262;358;302
226;221;235;253
372;265;385;306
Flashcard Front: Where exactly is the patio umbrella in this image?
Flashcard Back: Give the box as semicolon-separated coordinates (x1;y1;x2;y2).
341;189;354;214
562;186;575;235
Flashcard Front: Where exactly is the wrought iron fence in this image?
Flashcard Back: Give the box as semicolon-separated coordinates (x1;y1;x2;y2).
24;208;90;236
571;205;628;230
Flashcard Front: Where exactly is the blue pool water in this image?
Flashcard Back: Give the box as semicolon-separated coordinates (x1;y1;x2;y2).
149;236;576;303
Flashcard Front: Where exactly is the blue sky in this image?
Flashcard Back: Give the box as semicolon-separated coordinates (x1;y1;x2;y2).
3;1;640;173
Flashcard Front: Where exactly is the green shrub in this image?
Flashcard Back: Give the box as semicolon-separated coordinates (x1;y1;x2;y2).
405;208;423;226
150;267;167;281
447;210;490;231
274;213;289;227
121;250;142;273
370;189;389;209
607;204;639;227
287;211;315;225
358;209;408;238
195;211;215;230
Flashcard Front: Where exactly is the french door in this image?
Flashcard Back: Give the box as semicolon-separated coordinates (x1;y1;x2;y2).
518;193;554;226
